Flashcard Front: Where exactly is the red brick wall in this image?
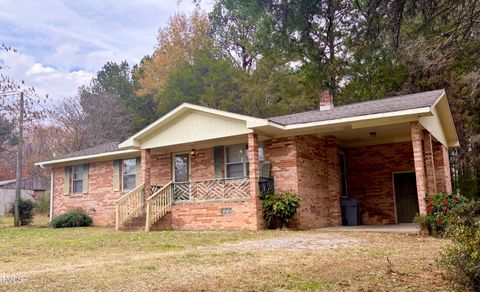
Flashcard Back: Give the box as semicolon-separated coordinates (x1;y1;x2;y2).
52;161;124;226
345;142;415;224
265;135;341;229
150;154;172;185
164;200;258;230
265;137;299;193
190;148;215;181
294;135;329;228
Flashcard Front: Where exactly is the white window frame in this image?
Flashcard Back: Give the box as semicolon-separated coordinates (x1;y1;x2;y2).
122;158;137;191
224;144;249;179
72;165;84;194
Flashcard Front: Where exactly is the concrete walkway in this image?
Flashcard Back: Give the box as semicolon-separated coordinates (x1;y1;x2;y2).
318;223;420;234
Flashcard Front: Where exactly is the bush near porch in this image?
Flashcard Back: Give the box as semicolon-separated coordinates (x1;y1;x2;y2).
419;192;466;236
260;191;300;229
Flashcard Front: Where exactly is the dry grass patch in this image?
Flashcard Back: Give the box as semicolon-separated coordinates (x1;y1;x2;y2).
0;217;466;291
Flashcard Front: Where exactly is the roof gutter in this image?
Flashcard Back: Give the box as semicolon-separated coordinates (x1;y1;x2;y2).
35;149;140;167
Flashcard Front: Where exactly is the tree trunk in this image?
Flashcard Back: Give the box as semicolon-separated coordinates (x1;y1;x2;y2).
14;92;24;227
327;0;337;103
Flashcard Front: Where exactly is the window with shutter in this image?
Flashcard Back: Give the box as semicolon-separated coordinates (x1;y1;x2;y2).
214;146;223;179
113;160;120;191
72;165;84;194
122;159;137;190
64;166;71;195
82;164;89;194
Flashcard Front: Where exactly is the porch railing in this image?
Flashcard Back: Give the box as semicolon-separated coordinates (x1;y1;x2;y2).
115;183;145;231
145;181;173;232
173;177;251;202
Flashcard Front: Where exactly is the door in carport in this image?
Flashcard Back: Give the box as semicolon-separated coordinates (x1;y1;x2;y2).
394;172;419;223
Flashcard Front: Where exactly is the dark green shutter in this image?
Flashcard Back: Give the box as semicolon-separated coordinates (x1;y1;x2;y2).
214;146;223;178
64;166;71;195
82;164;89;194
113;160;120;191
135;157;141;186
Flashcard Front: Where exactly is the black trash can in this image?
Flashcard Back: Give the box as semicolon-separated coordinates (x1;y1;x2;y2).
341;198;360;226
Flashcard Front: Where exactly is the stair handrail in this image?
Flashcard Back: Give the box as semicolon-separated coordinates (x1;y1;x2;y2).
115;183;145;231
145;181;173;231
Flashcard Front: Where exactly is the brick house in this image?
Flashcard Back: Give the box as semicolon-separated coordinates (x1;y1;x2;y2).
36;89;458;231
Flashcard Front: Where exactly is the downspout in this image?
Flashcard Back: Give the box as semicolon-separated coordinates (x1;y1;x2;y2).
49;169;53;222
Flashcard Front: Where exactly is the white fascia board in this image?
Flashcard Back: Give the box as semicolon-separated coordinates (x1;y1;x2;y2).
425;92;460;148
35;149;140;167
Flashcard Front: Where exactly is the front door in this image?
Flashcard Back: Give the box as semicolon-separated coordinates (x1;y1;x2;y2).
394;172;419;223
174;153;190;182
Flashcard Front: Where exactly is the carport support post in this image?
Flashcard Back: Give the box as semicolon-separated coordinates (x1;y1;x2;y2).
141;149;151;205
248;132;264;230
325;136;342;226
411;122;427;217
422;130;437;194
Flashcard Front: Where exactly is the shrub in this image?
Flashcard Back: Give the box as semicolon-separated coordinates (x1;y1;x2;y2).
51;209;93;228
8;198;35;226
35;192;50;214
441;201;480;289
260;192;300;229
421;192;466;236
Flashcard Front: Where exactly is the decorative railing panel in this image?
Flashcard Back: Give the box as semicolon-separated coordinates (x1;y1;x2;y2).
115;184;145;231
259;177;275;195
174;178;251;202
149;185;163;197
145;181;173;232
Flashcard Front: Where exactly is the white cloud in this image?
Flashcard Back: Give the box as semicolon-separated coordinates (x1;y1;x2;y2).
0;50;94;100
0;0;213;101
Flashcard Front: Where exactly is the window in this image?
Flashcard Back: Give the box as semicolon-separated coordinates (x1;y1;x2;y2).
223;143;265;179
123;159;137;190
72;165;84;194
226;144;245;178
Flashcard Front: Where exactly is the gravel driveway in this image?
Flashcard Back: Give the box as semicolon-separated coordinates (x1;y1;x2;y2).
223;233;362;251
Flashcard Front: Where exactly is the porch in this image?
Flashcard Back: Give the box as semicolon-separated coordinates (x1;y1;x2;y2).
115;176;274;231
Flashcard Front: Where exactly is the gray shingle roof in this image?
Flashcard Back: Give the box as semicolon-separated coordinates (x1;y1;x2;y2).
54;142;122;160
269;89;444;126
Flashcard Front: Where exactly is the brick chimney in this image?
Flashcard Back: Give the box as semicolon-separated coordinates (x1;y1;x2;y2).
320;89;333;111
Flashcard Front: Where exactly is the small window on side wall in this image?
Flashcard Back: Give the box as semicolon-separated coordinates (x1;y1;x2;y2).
64;164;88;195
122;159;137;190
72;165;84;194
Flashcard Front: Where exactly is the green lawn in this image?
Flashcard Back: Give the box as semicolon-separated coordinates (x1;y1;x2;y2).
0;216;465;291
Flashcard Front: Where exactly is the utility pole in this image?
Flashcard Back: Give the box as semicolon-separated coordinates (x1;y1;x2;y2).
14;91;24;227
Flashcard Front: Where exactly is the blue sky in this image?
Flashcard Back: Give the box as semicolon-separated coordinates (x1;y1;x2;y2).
0;0;212;101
